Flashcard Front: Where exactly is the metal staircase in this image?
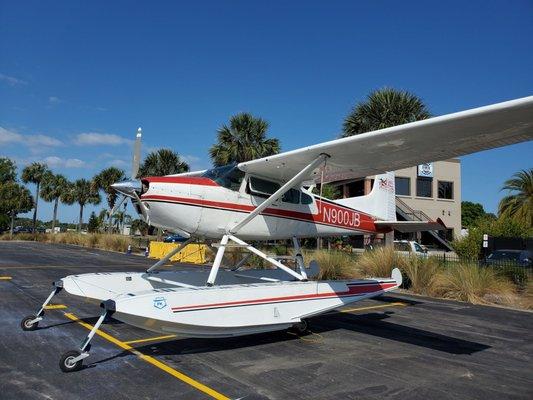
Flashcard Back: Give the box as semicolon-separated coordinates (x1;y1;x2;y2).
395;197;454;251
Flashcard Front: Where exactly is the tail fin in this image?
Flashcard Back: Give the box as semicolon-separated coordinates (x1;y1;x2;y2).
334;172;396;221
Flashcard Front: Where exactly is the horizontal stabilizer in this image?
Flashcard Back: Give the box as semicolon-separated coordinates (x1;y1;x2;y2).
374;219;446;233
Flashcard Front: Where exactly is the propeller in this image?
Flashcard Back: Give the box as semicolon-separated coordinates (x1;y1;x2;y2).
131;127;142;179
108;127;150;225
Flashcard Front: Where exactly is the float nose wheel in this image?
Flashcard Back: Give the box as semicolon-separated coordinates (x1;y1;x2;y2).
21;315;40;331
58;301;114;373
59;350;84;372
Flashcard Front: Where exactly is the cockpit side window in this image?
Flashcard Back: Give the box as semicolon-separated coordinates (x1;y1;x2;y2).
201;164;245;191
248;176;281;198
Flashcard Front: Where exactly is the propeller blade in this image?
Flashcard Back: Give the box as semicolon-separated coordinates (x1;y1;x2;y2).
132;191;150;224
131;127;142;179
109;195;127;218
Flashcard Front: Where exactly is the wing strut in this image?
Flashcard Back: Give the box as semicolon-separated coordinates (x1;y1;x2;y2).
230;153;329;234
206;234;307;286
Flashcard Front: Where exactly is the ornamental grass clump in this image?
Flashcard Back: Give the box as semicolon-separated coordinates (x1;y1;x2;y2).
306;249;361;280
356;246;404;278
402;255;441;296
435;262;514;305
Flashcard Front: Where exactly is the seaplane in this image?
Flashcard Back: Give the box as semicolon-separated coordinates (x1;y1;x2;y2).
20;96;533;372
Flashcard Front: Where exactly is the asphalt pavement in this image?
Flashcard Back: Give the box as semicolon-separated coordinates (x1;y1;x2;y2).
0;241;532;400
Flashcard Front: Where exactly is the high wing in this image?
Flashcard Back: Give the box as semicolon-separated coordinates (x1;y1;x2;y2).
238;96;533;182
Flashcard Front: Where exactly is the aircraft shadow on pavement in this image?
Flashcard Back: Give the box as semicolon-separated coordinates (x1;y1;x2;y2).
315;311;490;355
87;310;489;368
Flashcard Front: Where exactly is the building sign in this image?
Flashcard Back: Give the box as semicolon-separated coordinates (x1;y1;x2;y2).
417;163;433;178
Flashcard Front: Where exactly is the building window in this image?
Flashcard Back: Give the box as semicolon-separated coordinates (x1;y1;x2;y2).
416;177;432;198
438;181;454;199
395;177;410;196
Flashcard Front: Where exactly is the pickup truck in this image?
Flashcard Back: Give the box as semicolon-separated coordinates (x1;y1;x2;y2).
393;240;428;258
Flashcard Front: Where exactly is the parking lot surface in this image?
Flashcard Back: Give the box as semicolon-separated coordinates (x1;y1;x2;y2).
1;241;532;399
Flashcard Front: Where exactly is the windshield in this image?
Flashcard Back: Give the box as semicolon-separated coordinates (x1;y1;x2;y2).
488;250;521;261
202;164;245;191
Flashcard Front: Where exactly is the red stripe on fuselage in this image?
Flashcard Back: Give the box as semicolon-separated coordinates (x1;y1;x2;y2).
143;176;219;186
141;194;377;232
171;282;397;312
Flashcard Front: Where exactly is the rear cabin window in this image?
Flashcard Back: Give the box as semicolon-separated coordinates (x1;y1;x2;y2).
249;177;281;198
282;188;300;204
301;192;313;205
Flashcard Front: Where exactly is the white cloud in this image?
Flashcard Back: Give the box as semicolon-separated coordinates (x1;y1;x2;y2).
43;156;85;168
0;126;63;148
0;72;27;86
73;132;132;146
48;96;62;104
107;159;129;168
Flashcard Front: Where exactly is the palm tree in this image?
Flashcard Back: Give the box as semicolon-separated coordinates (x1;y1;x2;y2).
68;179;101;232
209;112;280;167
92;167;126;232
0;182;34;235
21;162;50;232
137;149;189;177
112;211;131;233
342;88;431;137
40;172;69;232
498;169;533;227
131;218;149;236
0;157;17;183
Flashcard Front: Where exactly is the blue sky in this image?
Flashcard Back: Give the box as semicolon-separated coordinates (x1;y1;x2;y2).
1;0;532;224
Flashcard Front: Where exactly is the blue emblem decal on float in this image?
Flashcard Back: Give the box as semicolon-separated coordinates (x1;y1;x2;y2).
153;297;167;309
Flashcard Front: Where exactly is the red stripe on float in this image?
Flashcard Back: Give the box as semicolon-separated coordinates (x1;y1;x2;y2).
171;282;397;312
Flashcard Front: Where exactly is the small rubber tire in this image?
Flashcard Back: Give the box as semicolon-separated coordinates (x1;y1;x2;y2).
21;315;38;331
292;319;308;334
59;350;83;373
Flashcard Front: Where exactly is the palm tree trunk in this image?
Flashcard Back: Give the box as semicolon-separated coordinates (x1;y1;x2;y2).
10;211;15;236
107;214;113;234
32;182;40;233
52;198;59;232
78;204;84;232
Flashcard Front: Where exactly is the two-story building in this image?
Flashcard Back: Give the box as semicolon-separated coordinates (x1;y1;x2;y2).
327;159;461;250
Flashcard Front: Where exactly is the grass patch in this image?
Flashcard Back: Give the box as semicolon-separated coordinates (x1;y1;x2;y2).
355;246;404;278
402;256;441;296
305;249;361;280
434;263;515;305
0;232;134;253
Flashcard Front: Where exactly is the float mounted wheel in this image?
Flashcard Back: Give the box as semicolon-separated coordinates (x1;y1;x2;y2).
20;315;39;331
59;350;84;373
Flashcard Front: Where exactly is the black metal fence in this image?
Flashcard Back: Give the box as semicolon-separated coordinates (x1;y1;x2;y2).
429;253;533;283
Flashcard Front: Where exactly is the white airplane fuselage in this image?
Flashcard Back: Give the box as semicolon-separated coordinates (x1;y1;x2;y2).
140;175;383;240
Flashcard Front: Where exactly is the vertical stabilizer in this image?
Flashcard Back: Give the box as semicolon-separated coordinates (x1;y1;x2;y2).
335;172;396;221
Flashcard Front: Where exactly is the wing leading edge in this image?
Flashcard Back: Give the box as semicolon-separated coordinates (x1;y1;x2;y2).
238;96;533;182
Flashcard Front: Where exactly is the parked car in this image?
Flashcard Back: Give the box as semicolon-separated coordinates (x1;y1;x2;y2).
393;240;428;258
12;226;32;234
163;234;188;243
483;249;532;268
